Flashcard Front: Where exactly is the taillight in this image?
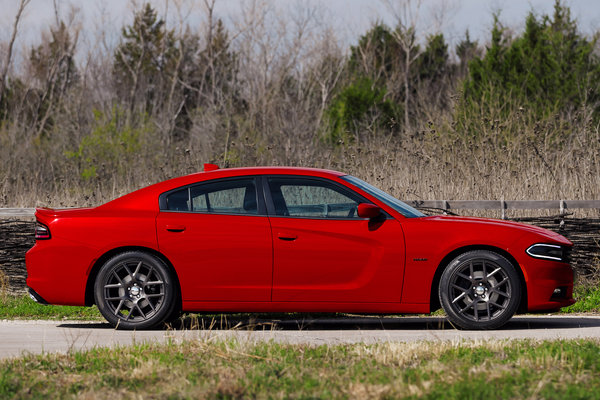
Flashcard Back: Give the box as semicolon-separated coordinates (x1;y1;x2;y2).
35;222;51;240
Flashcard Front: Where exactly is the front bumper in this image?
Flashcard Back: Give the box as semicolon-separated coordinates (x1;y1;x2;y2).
524;258;575;311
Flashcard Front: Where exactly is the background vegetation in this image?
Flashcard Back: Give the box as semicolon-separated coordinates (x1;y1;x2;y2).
0;0;598;209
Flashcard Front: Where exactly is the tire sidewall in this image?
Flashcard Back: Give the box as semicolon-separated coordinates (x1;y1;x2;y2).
439;250;521;330
94;251;176;330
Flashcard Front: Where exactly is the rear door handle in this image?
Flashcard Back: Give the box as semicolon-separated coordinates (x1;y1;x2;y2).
277;232;297;241
166;224;186;232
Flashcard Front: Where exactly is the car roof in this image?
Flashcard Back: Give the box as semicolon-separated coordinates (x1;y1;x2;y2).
99;166;346;211
160;166;345;189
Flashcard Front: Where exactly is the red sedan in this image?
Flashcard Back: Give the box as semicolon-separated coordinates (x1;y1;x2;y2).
26;166;575;330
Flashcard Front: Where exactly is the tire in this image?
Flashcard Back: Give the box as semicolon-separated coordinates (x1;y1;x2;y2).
439;250;521;330
94;251;177;330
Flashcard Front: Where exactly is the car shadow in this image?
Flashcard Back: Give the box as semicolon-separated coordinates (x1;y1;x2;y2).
57;314;600;331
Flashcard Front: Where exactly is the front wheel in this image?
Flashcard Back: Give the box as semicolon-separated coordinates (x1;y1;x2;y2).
94;251;177;330
439;250;521;330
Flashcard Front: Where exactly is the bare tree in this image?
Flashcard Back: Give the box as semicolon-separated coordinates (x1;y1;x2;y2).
0;0;31;107
381;0;422;132
28;5;81;138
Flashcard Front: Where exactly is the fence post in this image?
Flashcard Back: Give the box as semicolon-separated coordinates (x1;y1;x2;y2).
559;199;565;229
501;198;506;220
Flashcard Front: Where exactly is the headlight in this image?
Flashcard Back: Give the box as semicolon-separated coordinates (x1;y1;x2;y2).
526;244;570;262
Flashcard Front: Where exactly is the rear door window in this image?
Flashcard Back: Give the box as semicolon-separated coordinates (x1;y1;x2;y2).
164;178;258;215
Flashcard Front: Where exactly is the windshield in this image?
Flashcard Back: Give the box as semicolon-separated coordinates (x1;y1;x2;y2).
341;175;425;218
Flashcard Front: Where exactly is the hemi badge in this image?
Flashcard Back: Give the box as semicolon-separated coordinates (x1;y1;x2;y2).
413;258;428;262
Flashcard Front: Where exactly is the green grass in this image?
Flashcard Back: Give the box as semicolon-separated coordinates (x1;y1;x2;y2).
0;294;102;320
0;285;598;323
562;285;600;313
1;339;600;398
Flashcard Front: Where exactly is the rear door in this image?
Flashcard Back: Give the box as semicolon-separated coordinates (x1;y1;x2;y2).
156;177;273;302
266;176;405;303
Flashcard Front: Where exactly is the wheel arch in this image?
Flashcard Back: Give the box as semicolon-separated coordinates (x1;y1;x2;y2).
85;246;182;311
429;245;527;314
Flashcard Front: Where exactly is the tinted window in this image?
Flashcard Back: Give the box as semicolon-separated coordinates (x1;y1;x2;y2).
341;175;425;218
268;177;362;218
166;188;190;211
165;178;258;214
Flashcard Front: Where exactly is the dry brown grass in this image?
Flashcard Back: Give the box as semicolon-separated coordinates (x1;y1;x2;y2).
0;270;9;302
1;338;600;399
2;110;599;217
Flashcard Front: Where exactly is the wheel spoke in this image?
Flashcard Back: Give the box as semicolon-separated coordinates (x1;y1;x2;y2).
144;299;156;312
145;293;164;298
111;269;124;284
105;296;123;301
490;288;509;298
493;277;509;288
456;272;471;282
145;281;164;286
487;267;501;279
114;300;124;315
486;301;491;320
473;299;479;321
489;300;506;309
144;267;154;284
459;301;474;314
133;261;142;278
104;283;122;289
469;262;474;279
135;303;146;319
451;283;469;293
452;291;467;304
123;263;133;278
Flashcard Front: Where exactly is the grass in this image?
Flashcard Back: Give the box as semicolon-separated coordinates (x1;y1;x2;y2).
0;339;600;398
0;288;597;323
0;294;102;320
563;285;600;313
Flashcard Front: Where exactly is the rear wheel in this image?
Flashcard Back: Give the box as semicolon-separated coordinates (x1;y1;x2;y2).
94;251;177;330
439;250;521;330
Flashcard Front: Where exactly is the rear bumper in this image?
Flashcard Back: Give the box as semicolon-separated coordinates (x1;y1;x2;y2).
27;287;49;305
26;241;90;306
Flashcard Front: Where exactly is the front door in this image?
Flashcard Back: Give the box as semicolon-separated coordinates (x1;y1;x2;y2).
267;176;406;303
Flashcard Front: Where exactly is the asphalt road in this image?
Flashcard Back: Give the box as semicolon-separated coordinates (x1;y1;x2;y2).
1;315;600;359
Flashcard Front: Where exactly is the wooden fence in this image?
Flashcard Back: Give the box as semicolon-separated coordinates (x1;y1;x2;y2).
4;199;600;218
1;202;599;293
403;200;600;219
0;220;34;293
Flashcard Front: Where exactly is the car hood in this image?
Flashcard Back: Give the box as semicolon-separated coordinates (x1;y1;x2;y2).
419;215;571;245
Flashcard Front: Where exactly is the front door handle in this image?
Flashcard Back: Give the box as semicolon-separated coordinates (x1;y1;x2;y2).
277;232;297;241
166;224;186;232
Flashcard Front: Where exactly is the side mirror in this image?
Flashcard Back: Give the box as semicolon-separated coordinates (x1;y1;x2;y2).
357;203;381;219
